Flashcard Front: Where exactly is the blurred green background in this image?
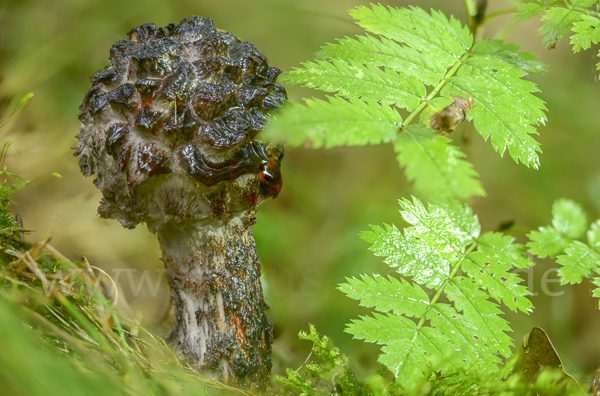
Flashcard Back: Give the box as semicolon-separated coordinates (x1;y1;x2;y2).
1;0;600;384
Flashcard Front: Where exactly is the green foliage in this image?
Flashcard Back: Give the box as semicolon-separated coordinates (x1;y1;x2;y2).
528;199;600;308
0;169;29;204
515;0;600;69
0;143;30;254
409;359;582;396
514;3;548;22
551;198;588;238
558;241;600;283
273;97;401;148
266;5;547;201
278;325;372;396
340;198;533;389
0;210;18;236
463;232;533;312
284;59;424;111
570;14;600;51
0;297;119;396
442;39;546;168
393;125;485;200
541;6;584;47
527;226;571;259
527;199;587;258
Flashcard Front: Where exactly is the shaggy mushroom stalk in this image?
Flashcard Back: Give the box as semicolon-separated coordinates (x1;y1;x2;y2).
74;17;286;391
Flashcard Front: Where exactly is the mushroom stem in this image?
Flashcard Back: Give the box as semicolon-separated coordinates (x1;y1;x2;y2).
158;214;271;391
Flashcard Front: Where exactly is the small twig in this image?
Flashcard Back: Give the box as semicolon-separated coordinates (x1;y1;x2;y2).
295;344;315;374
46;243;74;265
81;253;94;272
22;251;50;291
5;228;52;276
91;265;119;306
331;367;344;391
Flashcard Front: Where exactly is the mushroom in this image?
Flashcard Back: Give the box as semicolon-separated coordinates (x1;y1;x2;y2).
74;17;286;391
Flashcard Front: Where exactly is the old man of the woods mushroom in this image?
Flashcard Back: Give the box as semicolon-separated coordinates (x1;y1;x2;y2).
74;17;287;391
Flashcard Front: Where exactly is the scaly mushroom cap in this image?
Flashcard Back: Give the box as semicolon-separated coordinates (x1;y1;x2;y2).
75;17;286;232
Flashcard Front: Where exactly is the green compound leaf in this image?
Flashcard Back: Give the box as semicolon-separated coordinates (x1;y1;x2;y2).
571;15;600;52
528;199;587;258
442;40;547;168
592;278;600;309
399;198;480;254
465;232;533;313
346;312;452;385
427;302;502;366
540;7;582;48
285;59;424;111
445;277;513;358
531;200;600;310
393;124;484;201
316;34;443;87
572;0;597;7
477;232;532;270
514;3;547;22
344;199;530;388
527;227;571;258
360;199;479;289
551;198;587;239
265;97;401;148
557;241;600;284
360;223;451;290
522;1;600;73
272;5;547;201
470;40;548;75
588;220;600;249
340;274;430;317
349;5;473;69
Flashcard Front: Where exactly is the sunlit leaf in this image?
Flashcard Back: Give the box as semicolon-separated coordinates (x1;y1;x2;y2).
528;199;587;258
442;40;547;168
514;3;546;22
539;7;581;48
264;97;401;148
570;15;600;52
557;241;600;284
285;59;424;111
393;124;484;200
344;199;530;387
527;227;571;258
273;5;547;202
588;220;600;249
340;274;430;318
